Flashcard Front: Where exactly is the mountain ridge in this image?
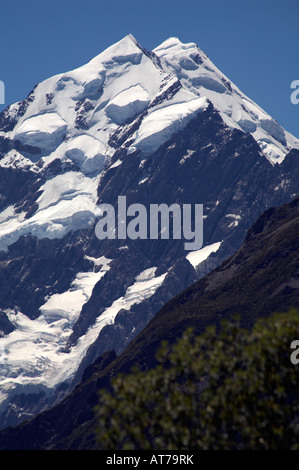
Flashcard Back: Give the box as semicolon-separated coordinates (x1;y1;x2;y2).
0;34;298;429
0;195;297;449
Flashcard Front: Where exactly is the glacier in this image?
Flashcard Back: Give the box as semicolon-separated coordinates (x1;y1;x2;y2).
0;263;166;412
0;34;297;253
0;33;298;428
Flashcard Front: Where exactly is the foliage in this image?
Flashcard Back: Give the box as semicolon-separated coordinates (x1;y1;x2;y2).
95;309;299;450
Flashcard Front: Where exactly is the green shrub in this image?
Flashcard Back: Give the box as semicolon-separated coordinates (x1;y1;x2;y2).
95;309;299;450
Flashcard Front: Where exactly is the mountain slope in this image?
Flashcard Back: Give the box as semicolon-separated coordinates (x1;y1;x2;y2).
0;196;297;450
0;35;298;429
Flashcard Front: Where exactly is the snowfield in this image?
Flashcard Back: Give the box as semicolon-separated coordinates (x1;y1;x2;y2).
129;95;208;155
153;37;299;163
0;171;102;252
0;264;166;407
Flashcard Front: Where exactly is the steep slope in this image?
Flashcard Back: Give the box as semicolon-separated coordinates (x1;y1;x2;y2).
0;196;297;450
0;35;298;429
153;38;299;163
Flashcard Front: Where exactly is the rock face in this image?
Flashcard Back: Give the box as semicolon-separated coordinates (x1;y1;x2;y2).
0;34;298;429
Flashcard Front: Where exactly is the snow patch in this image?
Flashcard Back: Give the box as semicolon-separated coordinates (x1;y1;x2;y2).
64;134;107;174
186;241;222;268
180;149;195;164
0;172;102;252
110;159;122;169
154;38;299;163
14;113;67;153
0;150;39;172
226;214;241;228
105;84;150;124
129;97;208;155
0;264;166;404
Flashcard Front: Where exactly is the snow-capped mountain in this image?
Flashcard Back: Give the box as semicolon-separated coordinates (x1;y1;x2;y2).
0;34;298;429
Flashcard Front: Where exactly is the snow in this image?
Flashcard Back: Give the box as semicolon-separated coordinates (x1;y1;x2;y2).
14;113;67;153
110;159;122;168
105;84;150;124
226;214;241;228
186;241;222;268
153;37;299;163
3;34;173;176
84;254;112;269
0;33;299;414
0;265;166;403
0;172;102;252
64;134;106;172
129;96;208;155
0;257;112;407
39;255;112;326
2;33;298;175
0;150;40;172
88;267;167;341
180;149;195;164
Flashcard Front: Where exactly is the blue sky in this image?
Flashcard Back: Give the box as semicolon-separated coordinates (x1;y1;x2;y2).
0;0;298;137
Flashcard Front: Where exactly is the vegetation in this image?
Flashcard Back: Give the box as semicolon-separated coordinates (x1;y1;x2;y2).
95;309;299;450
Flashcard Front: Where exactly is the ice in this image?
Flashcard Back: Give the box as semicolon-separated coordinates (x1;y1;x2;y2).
154;38;299;163
0;172;102;252
191;74;227;93
0;150;39;172
0;32;299;419
88;267;167;340
0;257;113;399
186;241;222;268
76;77;105;101
64;135;107;174
14;113;67;154
105;84;150;124
129;97;208;155
110;159;122;169
0;33;297;172
0;264;166;402
40;259;111;325
260;119;286;145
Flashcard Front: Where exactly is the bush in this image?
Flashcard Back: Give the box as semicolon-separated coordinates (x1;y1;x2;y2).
95;309;299;450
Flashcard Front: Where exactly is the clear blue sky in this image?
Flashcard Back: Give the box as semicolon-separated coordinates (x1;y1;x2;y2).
0;0;298;137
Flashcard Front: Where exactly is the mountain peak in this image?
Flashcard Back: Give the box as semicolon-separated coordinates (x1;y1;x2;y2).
153;37;299;163
85;33;140;66
116;33;139;48
1;34;298;170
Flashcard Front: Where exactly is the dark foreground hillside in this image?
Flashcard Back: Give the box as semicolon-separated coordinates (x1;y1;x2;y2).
0;196;298;450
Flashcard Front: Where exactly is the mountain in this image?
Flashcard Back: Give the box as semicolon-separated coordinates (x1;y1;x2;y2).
0;195;297;450
0;34;298;430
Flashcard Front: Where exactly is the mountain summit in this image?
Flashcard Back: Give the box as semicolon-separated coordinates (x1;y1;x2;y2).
153;36;299;162
0;35;298;429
